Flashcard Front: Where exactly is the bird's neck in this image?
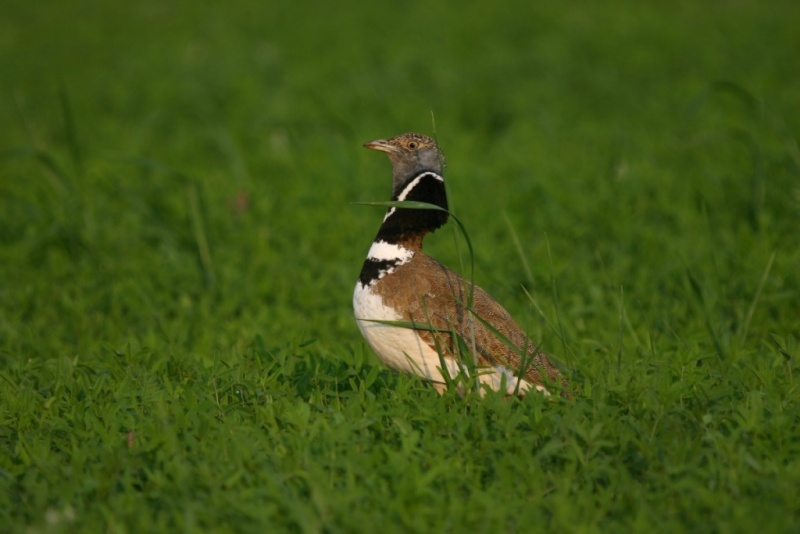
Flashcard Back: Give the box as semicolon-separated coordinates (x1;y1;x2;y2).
376;170;449;249
357;171;448;287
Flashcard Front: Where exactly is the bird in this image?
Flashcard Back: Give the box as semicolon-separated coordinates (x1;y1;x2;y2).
353;132;570;398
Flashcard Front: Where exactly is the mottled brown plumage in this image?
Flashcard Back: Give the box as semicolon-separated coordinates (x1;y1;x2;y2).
375;236;567;396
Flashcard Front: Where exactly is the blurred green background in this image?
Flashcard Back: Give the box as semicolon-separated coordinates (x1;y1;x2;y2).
3;0;797;355
1;0;799;531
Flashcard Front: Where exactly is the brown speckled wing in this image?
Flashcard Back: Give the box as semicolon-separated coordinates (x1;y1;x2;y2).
374;253;569;395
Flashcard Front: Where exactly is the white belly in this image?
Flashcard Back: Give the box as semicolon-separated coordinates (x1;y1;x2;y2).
353;282;456;383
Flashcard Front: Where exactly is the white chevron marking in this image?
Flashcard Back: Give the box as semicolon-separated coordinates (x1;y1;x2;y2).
383;172;444;222
367;240;414;263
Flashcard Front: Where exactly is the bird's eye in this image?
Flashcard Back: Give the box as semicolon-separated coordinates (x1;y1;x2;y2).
407;141;418;150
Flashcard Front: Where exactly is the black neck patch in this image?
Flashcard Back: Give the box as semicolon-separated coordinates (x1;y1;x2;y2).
378;172;449;242
358;258;400;286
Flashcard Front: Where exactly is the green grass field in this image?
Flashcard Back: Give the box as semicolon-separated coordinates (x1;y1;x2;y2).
2;1;799;531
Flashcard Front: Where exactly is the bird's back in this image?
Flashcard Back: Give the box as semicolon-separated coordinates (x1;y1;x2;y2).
372;251;568;396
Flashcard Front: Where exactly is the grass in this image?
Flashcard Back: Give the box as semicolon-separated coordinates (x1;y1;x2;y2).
1;0;799;531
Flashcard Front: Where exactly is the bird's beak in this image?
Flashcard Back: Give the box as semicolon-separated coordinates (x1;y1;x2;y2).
364;139;400;154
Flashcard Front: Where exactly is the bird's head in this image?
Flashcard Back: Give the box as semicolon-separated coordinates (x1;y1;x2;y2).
364;132;444;192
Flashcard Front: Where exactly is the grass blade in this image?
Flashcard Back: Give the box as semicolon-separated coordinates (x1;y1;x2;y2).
503;212;534;286
685;266;727;360
188;183;214;285
740;250;776;342
617;286;624;371
58;78;83;177
544;233;570;365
